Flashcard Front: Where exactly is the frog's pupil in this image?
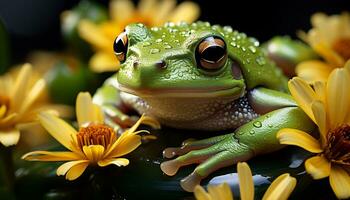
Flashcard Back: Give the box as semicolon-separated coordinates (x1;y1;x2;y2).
114;37;126;54
202;46;225;62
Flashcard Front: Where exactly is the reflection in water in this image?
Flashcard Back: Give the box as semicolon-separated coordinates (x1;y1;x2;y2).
208;173;271;195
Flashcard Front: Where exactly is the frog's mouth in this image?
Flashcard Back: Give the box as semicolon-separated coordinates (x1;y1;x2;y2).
117;83;244;98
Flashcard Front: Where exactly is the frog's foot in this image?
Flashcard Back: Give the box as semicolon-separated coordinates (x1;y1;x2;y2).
160;134;254;192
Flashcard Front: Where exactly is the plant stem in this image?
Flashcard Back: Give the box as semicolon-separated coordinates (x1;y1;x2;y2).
0;145;14;190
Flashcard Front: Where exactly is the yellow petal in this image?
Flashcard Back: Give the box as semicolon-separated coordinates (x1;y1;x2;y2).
98;158;129;167
19;79;46;115
56;160;89;179
277;128;323;153
288;77;317;123
0;128;20;147
104;115;156;157
237;162;254;200
167;2;200;23
153;0;176;25
329;165;350;199
305;155;331;179
110;0;135;23
38;112;78;152
310;101;327;147
76;92;104;127
138;0;156;18
313;43;344;67
22;151;81;161
82;145;105;162
90;52;119;73
327;67;350;129
107;135;141;158
262;173;296;200
194;185;212;200
10;63;31;113
313;81;326;103
295;60;332;83
0;105;7;118
78;20;111;51
65;161;89;181
207;183;233;200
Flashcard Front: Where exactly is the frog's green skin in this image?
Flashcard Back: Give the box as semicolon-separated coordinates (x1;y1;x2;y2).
94;21;315;192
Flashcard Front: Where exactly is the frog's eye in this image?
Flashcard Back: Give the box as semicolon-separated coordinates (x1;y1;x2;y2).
196;36;227;71
113;32;128;63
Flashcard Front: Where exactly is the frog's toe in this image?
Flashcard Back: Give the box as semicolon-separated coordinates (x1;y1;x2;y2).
162;134;229;159
162;137;255;192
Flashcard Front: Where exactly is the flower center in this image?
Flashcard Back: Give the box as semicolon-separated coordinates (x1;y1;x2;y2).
325;124;350;166
76;124;116;149
332;38;350;60
0;94;9;108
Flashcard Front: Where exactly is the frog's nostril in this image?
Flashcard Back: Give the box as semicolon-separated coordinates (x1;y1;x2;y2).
155;60;167;69
133;61;139;68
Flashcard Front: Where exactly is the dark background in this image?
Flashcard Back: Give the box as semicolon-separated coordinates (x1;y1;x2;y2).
0;0;349;62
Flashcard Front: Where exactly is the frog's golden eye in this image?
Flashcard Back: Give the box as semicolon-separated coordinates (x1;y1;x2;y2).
196;36;227;71
113;32;128;63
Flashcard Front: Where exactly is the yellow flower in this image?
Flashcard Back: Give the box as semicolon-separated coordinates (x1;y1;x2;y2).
22;92;160;180
0;64;52;147
277;60;350;199
194;162;296;200
77;0;200;73
297;12;350;82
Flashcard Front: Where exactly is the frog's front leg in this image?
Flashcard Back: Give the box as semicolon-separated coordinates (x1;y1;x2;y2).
160;88;316;192
93;76;138;131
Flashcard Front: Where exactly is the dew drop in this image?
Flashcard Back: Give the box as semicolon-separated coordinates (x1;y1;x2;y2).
256;57;266;66
248;46;256;53
253;121;262;128
249;130;255;135
156;39;163;43
150;48;160;54
268;124;273;128
164;45;172;49
143;42;151;47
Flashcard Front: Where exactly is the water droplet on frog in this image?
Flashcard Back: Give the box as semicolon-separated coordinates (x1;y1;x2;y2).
223;26;233;33
156;39;163;43
178;72;183;77
249;130;255;135
254;41;259;47
165;22;175;27
238;131;245;135
248;46;256;53
268;124;273;128
241;46;246;52
151;27;160;32
191;75;196;80
137;23;145;27
230;42;237;47
165;74;170;79
256;57;266;66
204;22;210;27
164;45;172;49
150;48;160;54
253;121;262;128
143;42;151;47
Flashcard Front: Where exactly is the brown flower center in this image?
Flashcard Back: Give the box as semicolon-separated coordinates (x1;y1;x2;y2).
332;38;350;60
76;124;116;149
325;124;350;166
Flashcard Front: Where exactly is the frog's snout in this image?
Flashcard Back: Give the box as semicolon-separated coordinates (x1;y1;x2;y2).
131;60;167;69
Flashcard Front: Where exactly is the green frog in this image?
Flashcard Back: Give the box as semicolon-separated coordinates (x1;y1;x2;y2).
94;21;315;192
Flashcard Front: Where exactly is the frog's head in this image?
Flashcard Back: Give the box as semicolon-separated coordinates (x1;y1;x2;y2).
114;22;246;99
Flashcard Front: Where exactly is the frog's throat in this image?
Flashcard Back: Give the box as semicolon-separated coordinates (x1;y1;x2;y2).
117;83;245;98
